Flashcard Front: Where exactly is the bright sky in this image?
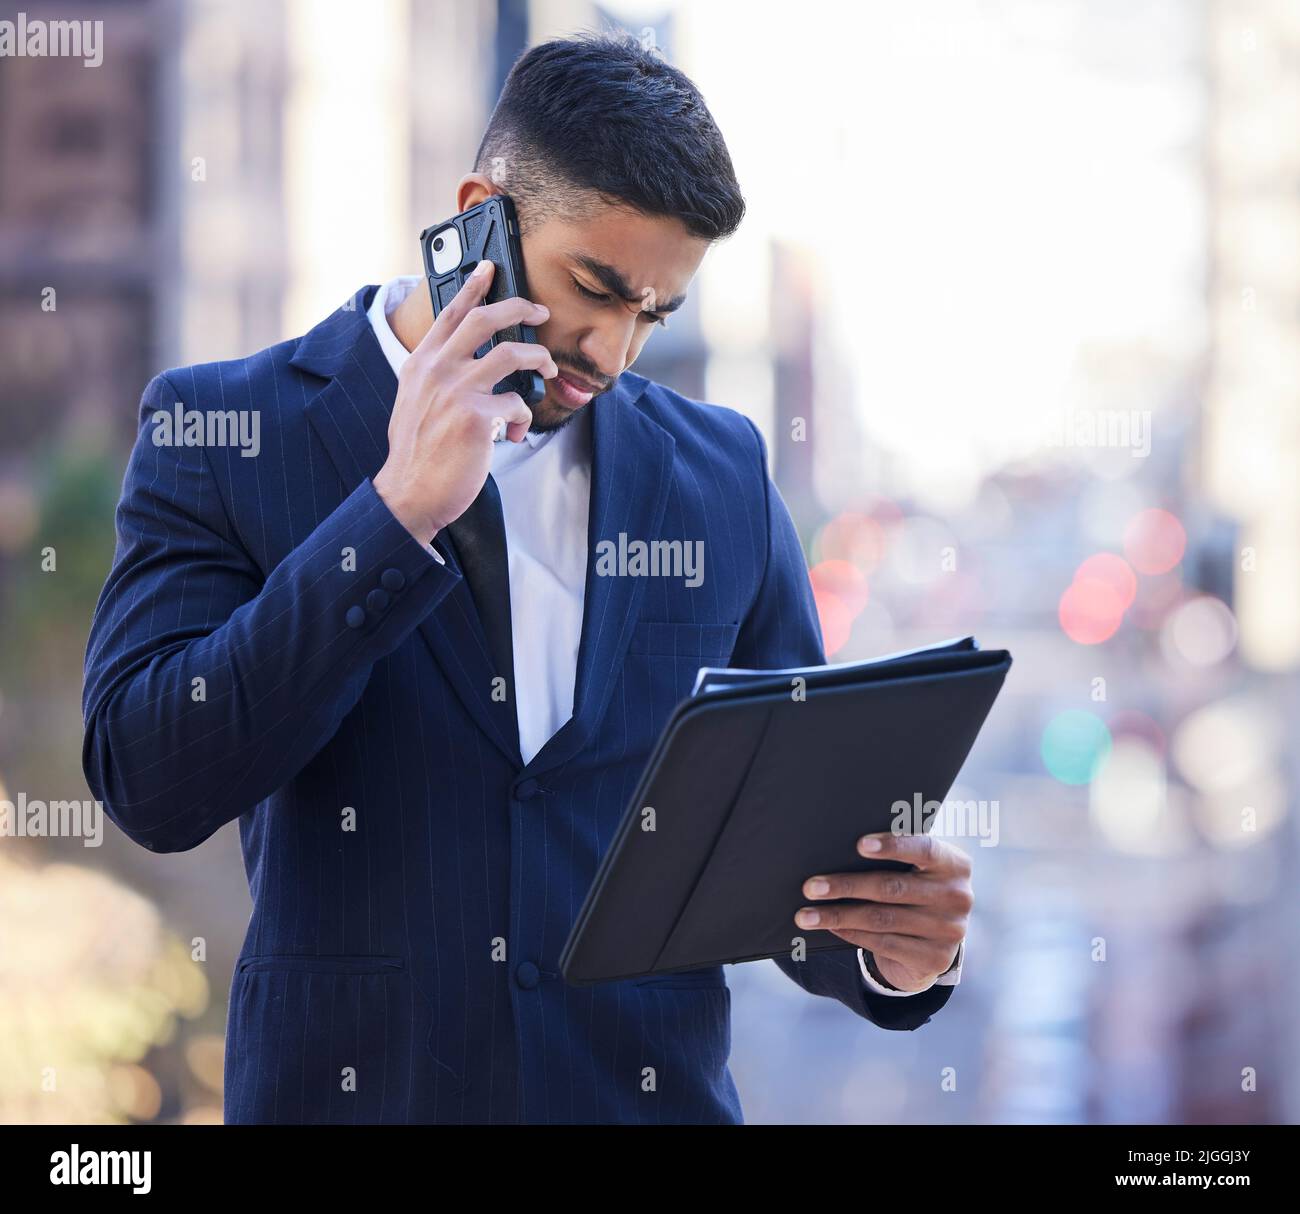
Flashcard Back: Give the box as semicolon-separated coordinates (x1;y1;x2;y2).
672;0;1204;512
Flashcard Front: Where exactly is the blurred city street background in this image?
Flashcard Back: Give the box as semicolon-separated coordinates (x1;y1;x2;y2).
1;0;1297;1123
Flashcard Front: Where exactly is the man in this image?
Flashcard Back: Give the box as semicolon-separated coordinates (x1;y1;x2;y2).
83;33;971;1125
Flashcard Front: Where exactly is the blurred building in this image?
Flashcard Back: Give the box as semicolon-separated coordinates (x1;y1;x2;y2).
0;0;168;460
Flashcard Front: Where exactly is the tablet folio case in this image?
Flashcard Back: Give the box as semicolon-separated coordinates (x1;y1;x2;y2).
559;638;1012;985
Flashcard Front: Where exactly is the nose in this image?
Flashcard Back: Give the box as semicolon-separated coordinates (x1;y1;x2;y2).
578;312;639;380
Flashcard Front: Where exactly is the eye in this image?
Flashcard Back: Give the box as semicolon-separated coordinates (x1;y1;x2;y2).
571;277;609;303
571;276;668;327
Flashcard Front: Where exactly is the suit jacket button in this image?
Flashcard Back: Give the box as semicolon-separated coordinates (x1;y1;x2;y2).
515;961;540;989
345;605;366;629
381;567;406;592
366;587;391;613
515;778;540;800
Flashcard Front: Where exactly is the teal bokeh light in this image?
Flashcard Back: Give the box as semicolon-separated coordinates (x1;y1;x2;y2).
1041;710;1112;785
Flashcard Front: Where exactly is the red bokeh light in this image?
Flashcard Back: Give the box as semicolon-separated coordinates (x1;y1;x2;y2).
816;512;887;575
814;589;854;657
810;559;870;615
1107;709;1167;756
1123;508;1186;575
1074;552;1137;610
1059;576;1126;644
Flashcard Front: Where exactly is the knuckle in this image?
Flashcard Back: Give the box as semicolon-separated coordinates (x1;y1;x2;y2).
458;309;491;339
480;298;518;324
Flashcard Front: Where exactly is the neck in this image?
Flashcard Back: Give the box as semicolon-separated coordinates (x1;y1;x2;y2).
390;280;434;354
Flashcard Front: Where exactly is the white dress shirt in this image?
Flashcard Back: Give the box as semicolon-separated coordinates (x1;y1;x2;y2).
366;275;962;998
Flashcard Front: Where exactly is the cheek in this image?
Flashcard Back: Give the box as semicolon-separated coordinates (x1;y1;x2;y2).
521;270;562;334
626;327;655;363
532;316;567;353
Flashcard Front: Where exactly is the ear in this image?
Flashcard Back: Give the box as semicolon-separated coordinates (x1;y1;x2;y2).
455;173;498;213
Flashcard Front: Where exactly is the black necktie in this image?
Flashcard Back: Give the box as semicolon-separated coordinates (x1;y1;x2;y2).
444;474;517;740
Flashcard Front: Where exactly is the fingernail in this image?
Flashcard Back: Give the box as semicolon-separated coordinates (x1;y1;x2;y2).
806;878;830;897
474;260;492;276
796;909;820;927
861;836;882;853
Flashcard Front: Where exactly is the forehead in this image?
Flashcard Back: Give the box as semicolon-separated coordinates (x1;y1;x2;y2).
531;200;710;296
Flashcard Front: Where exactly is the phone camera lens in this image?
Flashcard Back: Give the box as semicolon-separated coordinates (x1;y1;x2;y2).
432;236;444;252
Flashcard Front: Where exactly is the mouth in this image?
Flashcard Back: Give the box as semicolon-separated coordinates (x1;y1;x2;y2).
550;368;605;409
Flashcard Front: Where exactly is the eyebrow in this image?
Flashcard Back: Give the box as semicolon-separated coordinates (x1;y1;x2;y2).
569;254;687;315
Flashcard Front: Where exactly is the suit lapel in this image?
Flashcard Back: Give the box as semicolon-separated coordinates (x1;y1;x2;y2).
295;287;521;767
525;373;676;778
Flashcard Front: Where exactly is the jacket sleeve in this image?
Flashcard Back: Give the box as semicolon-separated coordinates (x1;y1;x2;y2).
730;416;952;1031
81;372;461;854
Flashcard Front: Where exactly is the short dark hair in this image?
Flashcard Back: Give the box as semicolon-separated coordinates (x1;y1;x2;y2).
475;32;745;241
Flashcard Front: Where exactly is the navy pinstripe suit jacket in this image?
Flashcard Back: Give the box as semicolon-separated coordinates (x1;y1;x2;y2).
82;286;952;1125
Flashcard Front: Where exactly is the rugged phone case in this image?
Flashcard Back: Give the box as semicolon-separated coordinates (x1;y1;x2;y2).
559;640;1013;985
419;195;545;407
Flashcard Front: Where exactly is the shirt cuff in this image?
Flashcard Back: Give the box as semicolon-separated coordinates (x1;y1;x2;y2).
858;940;964;996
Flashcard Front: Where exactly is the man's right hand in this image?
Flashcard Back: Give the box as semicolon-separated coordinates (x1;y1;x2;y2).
373;259;557;544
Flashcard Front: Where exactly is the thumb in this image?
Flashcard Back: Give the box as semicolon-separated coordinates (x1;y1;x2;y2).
490;391;532;443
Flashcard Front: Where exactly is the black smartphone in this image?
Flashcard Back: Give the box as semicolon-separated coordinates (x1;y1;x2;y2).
418;195;545;408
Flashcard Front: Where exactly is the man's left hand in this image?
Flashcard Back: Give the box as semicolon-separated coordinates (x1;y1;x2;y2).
795;832;972;993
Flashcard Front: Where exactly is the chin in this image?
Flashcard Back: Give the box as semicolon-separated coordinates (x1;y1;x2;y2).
527;403;580;434
529;387;602;433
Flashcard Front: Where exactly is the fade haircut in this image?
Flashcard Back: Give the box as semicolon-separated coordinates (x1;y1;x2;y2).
474;32;746;240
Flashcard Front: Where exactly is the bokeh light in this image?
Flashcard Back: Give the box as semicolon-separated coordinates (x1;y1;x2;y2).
0;855;209;1123
1089;736;1181;856
1059;577;1126;644
813;588;854;656
1172;698;1279;794
809;559;870;615
1194;771;1287;851
1058;553;1139;644
1123;508;1187;575
1041;710;1113;786
1074;553;1138;610
1160;594;1238;667
812;511;888;574
1107;709;1167;757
